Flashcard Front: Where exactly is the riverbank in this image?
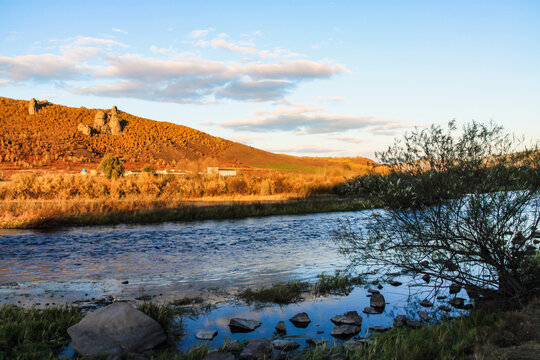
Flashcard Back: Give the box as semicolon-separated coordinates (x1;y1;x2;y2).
0;196;378;229
1;296;538;359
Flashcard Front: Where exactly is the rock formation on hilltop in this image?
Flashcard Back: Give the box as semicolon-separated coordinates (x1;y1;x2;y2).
28;98;37;115
78;106;123;136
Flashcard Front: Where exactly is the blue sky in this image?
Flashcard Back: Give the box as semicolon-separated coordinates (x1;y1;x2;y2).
1;1;539;158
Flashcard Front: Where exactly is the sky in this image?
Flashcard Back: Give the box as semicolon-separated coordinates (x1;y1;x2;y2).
1;0;539;159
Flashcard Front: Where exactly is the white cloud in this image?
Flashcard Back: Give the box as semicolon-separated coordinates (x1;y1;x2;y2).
327;136;366;144
189;28;214;38
112;28;128;35
264;145;342;155
317;96;346;103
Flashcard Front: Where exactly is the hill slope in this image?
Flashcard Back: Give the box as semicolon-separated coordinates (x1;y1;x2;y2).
0;97;375;174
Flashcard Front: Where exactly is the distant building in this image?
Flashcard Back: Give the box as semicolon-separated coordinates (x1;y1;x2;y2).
80;168;88;175
207;167;237;177
125;170;142;175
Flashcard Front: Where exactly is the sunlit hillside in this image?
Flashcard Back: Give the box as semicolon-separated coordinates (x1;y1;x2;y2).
0;97;378;176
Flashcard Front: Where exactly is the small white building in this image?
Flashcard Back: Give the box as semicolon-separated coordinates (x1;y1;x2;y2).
217;169;237;177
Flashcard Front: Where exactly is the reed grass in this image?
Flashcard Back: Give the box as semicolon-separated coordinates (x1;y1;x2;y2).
237;280;311;304
314;271;364;296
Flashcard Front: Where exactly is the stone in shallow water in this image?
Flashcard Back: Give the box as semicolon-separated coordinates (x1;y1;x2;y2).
67;302;166;356
289;312;311;328
331;311;362;326
367;289;379;294
363;306;382;314
331;325;361;339
420;299;433;307
390;281;402;286
275;321;286;333
370;293;386;309
240;338;271;360
195;330;218;340
228;318;262;333
272;339;300;351
306;338;326;346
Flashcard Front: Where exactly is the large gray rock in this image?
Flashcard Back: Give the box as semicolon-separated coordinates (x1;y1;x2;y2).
240;338;271;360
228;318;262;332
331;325;361;339
275;320;286;333
362;306;382;314
28;98;37;115
67;302;166;356
195;329;218;340
331;311;362;326
289;312;311;327
272;339;300;351
370;293;386;309
203;352;235;360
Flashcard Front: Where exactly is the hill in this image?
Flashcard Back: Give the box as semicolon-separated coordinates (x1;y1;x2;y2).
0;96;376;175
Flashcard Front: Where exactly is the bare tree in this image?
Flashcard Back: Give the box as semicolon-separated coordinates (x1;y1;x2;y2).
334;121;539;300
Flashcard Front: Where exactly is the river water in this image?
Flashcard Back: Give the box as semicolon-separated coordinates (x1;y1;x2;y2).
0;210;467;353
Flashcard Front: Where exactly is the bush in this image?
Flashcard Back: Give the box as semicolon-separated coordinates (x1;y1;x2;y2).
98;155;125;179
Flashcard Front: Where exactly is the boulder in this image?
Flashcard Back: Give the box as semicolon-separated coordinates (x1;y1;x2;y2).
94;110;107;128
224;339;242;352
331;311;362;326
275;320;286;333
330;325;361;339
228;318;262;333
449;283;462;294
195;330;218;340
290;312;311;327
370;293;385;309
367;289;379;294
77;123;93;136
419;299;433;307
240;338;271;360
28;98;37;115
203;352;235;360
272;339;300;351
67;302;166;356
109;114;123;135
100;124;112;135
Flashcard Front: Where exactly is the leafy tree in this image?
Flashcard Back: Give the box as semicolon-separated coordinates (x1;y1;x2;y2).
98;155;125;179
141;164;156;174
334;121;539;300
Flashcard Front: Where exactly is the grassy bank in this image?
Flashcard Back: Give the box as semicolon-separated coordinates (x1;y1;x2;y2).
1;298;537;359
0;196;378;229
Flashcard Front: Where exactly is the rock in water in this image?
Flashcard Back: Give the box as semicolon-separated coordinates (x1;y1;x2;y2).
109;114;123;135
363;306;382;314
272;339;300;351
275;321;286;333
419;299;433;307
330;325;361;339
28;98;37;115
290;312;311;327
306;339;326;346
77;123;93;136
228;318;262;333
240;338;271;360
389;281;402;287
331;311;362;326
67;302;166;356
370;293;385;309
94;110;107;128
195;330;218;340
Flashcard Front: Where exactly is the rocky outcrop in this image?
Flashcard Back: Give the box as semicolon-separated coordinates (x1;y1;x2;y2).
77;123;93;136
28;98;37;115
240;339;271;360
94;110;107;128
108;114;123;135
67;302;166;356
228;318;262;333
111;105;118;115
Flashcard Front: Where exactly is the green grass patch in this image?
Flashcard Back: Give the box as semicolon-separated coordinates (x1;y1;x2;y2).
258;163;322;174
0;304;83;360
237;280;311;304
314;271;364;296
